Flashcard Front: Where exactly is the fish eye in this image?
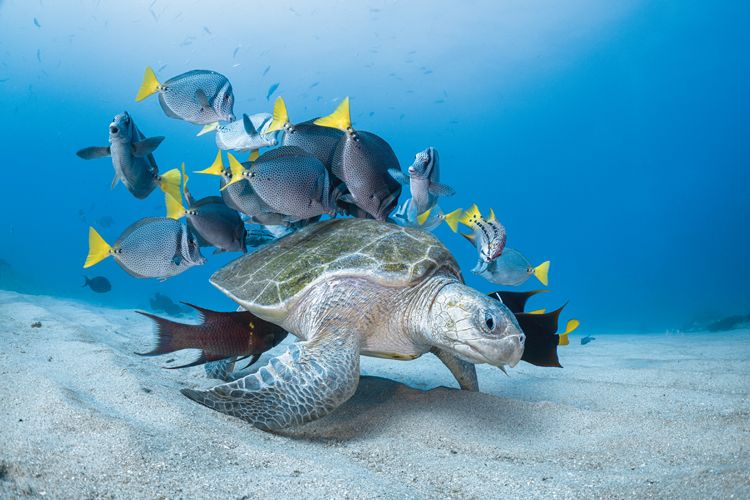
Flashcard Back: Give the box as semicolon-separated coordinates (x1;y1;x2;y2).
484;312;496;331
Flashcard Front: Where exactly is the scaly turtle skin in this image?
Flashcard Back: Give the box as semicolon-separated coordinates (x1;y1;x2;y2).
182;218;525;431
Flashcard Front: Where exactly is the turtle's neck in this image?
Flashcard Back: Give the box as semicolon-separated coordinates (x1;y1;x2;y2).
398;272;459;352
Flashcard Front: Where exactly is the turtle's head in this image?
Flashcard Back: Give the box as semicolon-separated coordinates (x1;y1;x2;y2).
426;282;524;368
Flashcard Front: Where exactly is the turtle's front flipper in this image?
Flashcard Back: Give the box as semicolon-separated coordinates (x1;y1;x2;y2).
182;322;360;431
431;347;478;391
204;357;237;381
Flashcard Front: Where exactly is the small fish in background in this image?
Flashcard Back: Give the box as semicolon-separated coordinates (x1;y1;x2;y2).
266;82;280;101
225;148;340;221
76;111;181;201
474;247;550;286
82;275;111;293
136;303;288;369
135;66;235;124
459;204;507;269
149;292;186;316
581;335;596;345
83;218;205;280
33;17;41;28
388;147;455;215
264;97;345;173
262;65;271;76
196;113;277;151
36;49;41;63
314;97;402;220
165;167;247;254
97;215;115;228
393;199;461;233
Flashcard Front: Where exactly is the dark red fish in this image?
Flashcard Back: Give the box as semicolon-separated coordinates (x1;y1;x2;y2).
136;303;287;369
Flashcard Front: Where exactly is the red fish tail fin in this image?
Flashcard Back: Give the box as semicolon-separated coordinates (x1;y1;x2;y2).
135;311;199;355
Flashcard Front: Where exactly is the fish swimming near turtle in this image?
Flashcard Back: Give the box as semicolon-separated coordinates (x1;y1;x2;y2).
314;97;402;220
475;247;550;286
76;111;181;201
196;113;277;151
389;147;455;216
135;66;235;124
458;204;507;270
177;218;525;431
84;218;205;280
393;199;462;232
137;303;287;379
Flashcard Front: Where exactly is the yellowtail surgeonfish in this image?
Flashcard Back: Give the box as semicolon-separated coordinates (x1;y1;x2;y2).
459;204;507;268
197;113;277;151
474;247;550;286
76;111;181;201
314;97;402;221
224;147;341;222
135;66;235;124
393;199;462;233
165;166;247;254
388;147;455;215
84;218;205;280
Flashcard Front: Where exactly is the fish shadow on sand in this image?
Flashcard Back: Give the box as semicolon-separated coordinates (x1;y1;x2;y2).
273;375;540;442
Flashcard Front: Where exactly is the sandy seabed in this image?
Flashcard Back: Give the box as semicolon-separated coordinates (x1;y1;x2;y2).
0;290;748;499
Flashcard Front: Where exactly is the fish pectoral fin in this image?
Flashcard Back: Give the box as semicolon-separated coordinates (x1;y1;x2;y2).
196;122;219;136
195;89;211;110
76;146;111;160
242;114;258;135
429;182;456;197
131;136;165;157
387;168;410;185
165;352;229;370
110;173;120;190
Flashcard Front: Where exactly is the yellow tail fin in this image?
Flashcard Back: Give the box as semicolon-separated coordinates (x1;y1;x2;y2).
558;319;580;346
196;122;219;136
416;208;432;225
314;97;351;131
165;193;187;220
248;149;260;162
84;227;112;268
195;151;224;176
528;309;546;315
458;203;481;228
135;66;161;102
264;96;289;133
533;260;550;286
158;168;182;203
222;153;246;189
443;208;462;233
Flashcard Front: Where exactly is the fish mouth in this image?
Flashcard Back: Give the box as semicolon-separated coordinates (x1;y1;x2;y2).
408;167;416;174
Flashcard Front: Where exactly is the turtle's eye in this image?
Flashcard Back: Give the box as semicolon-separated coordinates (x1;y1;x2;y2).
485;312;496;331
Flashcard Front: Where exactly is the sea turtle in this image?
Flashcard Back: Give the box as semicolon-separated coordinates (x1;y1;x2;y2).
182;218;525;430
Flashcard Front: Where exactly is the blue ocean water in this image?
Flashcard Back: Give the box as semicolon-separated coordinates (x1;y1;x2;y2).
0;1;747;333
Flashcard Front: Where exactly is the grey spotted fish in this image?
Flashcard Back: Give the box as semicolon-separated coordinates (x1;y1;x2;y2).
76;111;181;200
392;199;462;233
473;247;550;286
265;97;345;173
314;97;402;220
135;66;235;124
388;147;455;215
166;167;247;254
194;151;288;225
459;204;507;265
225;147;340;221
84;218;205;279
196;113;277;151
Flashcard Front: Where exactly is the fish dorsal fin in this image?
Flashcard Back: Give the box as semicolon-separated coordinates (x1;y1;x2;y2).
265;96;289;133
195;89;210;109
460;231;476;243
533;260;550;286
196;122;219;136
84;227;113;268
195;150;224;176
416;208;432;225
314;97;351;131
248;149;260;162
458;204;482;228
165;193;187;220
242;113;258;135
135;66;161;102
443;208;462;233
180;302;225;323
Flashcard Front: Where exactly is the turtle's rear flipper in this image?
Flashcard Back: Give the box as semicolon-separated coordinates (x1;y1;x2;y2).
181;319;361;431
205;357;237;381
